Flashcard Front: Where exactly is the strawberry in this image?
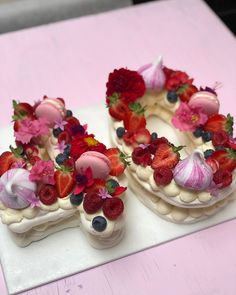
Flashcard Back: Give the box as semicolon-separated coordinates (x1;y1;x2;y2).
209;149;236;172
148;137;170;154
213;169;232;188
124;102;146;132
212;130;229;147
133;128;151;144
103;198;124;220
203;114;233;135
12;100;34;120
177;84;198;102
151;143;182;169
106;93;129;121
206;157;219;173
123;131;136;146
0;146;25;176
85;179;106;194
54;168;76;198
104;148;129;176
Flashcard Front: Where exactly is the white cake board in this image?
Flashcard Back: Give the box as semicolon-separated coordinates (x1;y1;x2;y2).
0;105;236;295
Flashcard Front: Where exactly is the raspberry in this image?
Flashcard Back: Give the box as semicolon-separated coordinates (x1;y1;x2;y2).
213;169;232;188
39;184;57;205
58;131;71;144
132;147;152;166
103;198;124;220
123;131;135;146
153;166;173;186
83;193;104;214
212;130;229;147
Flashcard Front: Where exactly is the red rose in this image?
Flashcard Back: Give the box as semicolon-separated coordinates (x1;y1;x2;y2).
106;68;146;102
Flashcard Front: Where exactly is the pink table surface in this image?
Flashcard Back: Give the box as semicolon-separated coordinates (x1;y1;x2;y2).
0;0;236;294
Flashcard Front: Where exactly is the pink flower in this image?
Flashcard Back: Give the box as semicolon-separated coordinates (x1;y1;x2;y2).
27;192;40;208
29;160;55;185
56;140;67;153
98;188;112;199
74;167;94;194
172;102;208;132
54;118;68;131
14;118;49;144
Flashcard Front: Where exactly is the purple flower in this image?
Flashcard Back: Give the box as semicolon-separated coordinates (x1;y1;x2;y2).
54;118;68;131
98;188;112;200
56;140;67;153
27;192;40;208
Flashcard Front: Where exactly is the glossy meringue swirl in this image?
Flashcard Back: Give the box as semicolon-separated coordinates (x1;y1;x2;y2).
173;150;213;191
0;168;37;209
138;56;166;91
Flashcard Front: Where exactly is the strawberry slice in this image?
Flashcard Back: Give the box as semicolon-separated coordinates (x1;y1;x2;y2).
133;128;151;144
124;102;146;132
151;143;182;169
0;146;25;176
54;168;76;198
203;114;233;134
106;93;129;121
209;149;236;172
177;84;198;102
85;179;106;194
104;148;129;176
12;100;34;121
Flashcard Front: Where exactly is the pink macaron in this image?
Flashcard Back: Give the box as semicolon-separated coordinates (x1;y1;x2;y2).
189;91;220;116
35;97;66;127
75;151;111;179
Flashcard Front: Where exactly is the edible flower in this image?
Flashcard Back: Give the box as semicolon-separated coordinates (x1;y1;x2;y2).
74;167;94;194
29;160;55;185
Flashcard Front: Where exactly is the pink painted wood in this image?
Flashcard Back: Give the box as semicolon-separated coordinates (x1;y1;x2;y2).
0;0;236;294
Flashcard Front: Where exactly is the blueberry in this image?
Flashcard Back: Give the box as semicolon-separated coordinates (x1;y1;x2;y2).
116;127;125;138
167;91;178;103
92;216;107;232
193;127;203;138
53;127;62;137
151;132;158;141
66;110;73;117
106;179;119;193
70;193;83;206
202;131;212;142
55;153;68;165
64;144;71;156
204;149;214;159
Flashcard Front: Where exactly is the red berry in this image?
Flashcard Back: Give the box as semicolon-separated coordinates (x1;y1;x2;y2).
123;103;146;132
148;137;169;154
103;198;124;220
123;131;136;146
213;169;232;188
104;148;129;176
13;100;34;120
210;149;236;172
206;157;219;173
132;147;152;166
85;179;106;194
39;184;57;205
151;143;181;169
212;130;229;147
203;114;233;134
107;94;129;121
83;192;104;214
153;166;173;186
178;84;198;103
54;169;75;198
58;131;71;144
133;128;151;145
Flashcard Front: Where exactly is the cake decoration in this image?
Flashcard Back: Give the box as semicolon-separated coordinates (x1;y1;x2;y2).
107;58;236;223
0;97;127;248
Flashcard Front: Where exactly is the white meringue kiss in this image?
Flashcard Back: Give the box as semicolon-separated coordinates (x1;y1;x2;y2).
138;56;166;91
173;150;213;191
0;168;36;209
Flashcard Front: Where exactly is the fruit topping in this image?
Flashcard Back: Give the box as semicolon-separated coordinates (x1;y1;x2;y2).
38;184;57;205
151;132;158;141
0;146;25;176
148;137;169;154
209;149;236;172
133;128;151;144
167;91;178;103
177;84;198;103
70;193;84;206
193;127;203;138
83;192;104;214
92;216;107;232
58;131;71;144
104;148;129;176
55;153;68;165
203;113;233;135
212;130;229;148
132;147;152;166
202;131;212;142
103;198;124;220
106;93;129;121
124;102;146;132
204;149;214;159
85;179;106;194
151;143;182;169
53;127;62;137
54;167;76;198
153;166;173;186
66;110;73;117
116;127;126;138
213;169;232;188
